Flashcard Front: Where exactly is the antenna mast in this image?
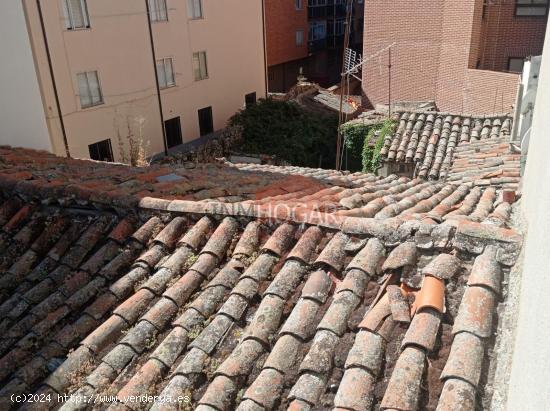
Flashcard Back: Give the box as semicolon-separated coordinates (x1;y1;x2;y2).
336;41;396;170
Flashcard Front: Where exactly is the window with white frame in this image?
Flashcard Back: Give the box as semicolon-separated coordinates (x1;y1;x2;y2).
309;21;327;41
77;71;103;108
516;0;549;16
63;0;90;30
148;0;168;22
295;0;302;10
296;30;304;46
156;58;175;88
187;0;203;19
193;51;208;81
334;19;345;35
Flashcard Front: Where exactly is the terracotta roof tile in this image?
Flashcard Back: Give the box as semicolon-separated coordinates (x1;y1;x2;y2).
0;144;524;410
379;111;519;186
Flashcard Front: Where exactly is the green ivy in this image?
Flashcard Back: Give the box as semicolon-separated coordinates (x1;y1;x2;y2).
342;118;396;174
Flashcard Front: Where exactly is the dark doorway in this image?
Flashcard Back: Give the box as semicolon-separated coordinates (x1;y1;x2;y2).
198;106;214;136
165;117;183;148
245;92;257;108
88;139;114;162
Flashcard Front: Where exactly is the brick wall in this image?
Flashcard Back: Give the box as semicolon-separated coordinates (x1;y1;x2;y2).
265;0;309;67
361;0;545;114
463;69;519;114
362;0;444;106
481;0;547;72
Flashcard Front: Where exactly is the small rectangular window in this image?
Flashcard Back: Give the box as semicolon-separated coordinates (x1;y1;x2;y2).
148;0;168;22
77;71;103;108
296;30;304;46
245;92;257;108
63;0;90;30
309;21;327;41
89;139;113;162
295;0;302;10
165;117;183;148
187;0;203;19
193;51;209;81
508;57;525;73
334;19;345;36
156;58;175;88
198;106;214;136
516;0;549;16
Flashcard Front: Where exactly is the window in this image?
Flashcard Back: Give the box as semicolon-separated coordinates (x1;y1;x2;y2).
296;30;304;46
148;0;168;22
165;117;183;148
508;57;525;73
295;0;302;10
89;139;113;162
309;21;327;41
334;19;345;36
77;71;103;108
156;58;175;88
309;0;327;6
245;92;257;108
193;51;208;81
63;0;90;30
187;0;203;19
516;0;549;16
198;106;214;136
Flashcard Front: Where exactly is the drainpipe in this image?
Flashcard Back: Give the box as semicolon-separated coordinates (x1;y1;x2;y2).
261;0;268;96
145;0;168;156
36;0;70;158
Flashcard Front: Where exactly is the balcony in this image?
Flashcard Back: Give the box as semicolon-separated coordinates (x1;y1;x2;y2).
326;4;346;18
308;6;327;19
309;4;347;19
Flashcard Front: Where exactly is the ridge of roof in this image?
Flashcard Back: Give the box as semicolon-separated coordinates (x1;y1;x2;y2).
0;188;522;410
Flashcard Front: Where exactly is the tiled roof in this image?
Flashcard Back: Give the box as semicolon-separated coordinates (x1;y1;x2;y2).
0;164;522;411
0;146;343;206
1;146;520;223
379;112;519;186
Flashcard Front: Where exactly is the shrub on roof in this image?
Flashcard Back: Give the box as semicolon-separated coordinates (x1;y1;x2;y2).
229;98;338;168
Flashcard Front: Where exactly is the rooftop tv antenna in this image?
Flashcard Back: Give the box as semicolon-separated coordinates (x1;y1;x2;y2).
336;42;396;170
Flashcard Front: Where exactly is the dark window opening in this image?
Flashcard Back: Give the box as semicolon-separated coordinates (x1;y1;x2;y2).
508;57;526;73
198;106;214;136
515;0;549;16
245;92;257;108
165;117;183;148
89;139;114;162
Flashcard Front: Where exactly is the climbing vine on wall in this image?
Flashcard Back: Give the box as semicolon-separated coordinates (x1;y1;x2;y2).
342;118;396;174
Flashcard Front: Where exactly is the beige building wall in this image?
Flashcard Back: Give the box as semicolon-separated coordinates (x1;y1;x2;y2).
0;1;51;152
23;0;266;161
